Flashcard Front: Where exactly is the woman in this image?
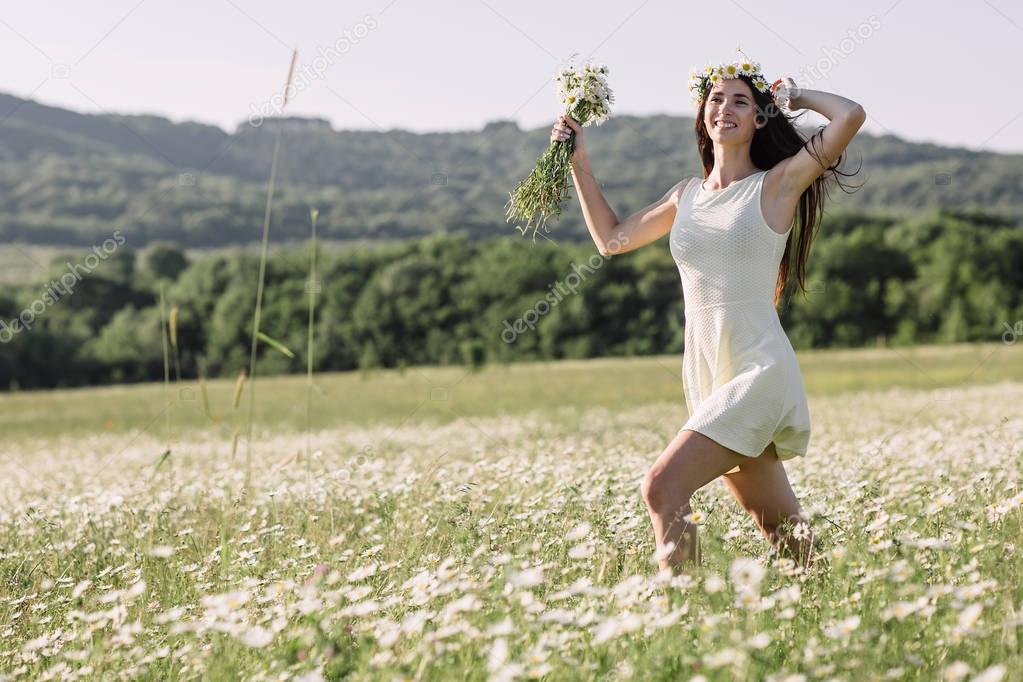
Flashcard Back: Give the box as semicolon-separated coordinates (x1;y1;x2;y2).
550;59;865;573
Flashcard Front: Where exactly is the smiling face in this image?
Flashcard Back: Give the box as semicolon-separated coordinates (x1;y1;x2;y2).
702;77;764;144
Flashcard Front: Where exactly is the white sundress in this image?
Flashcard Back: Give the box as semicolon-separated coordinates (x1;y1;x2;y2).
668;170;811;470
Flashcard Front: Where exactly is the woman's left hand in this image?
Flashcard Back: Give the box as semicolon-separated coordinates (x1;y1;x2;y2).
770;77;801;111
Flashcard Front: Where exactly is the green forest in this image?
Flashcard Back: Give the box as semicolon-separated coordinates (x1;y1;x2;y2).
2;92;1022;390
2;207;1020;390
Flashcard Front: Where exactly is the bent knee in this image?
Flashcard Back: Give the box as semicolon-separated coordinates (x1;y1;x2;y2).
641;468;691;510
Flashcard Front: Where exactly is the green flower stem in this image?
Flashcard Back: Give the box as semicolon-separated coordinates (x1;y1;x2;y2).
505;128;580;241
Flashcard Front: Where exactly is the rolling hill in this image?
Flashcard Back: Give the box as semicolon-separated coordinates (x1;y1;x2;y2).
1;91;1020;248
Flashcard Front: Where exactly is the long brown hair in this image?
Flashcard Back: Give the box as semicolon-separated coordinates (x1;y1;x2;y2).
695;75;861;307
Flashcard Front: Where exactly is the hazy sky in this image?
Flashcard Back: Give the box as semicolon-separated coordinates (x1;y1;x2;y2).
1;0;1020;153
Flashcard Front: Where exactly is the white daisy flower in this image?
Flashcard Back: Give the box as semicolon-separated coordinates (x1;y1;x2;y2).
729;557;766;588
240;626;274;648
566;521;592;541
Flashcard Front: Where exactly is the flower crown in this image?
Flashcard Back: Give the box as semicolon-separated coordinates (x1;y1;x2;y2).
688;48;772;103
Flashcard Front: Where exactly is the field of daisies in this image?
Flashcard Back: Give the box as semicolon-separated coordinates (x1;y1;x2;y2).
1;347;1022;681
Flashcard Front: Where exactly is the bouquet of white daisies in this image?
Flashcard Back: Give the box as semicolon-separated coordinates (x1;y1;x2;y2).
505;59;614;240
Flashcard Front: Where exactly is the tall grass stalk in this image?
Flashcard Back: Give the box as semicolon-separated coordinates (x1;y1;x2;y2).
233;369;246;410
232;369;246;460
169;304;181;381
306;208;319;471
244;49;298;490
158;282;171;452
198;373;211;421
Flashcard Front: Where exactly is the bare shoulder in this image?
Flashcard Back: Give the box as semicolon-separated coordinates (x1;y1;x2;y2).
606;176;697;255
661;176;695;207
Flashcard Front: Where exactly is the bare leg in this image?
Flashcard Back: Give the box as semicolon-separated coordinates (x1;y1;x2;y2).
641;429;750;573
720;441;816;568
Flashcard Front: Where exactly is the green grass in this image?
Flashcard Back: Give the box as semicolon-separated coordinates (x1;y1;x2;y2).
1;344;1022;679
1;341;1019;441
2;82;1022;681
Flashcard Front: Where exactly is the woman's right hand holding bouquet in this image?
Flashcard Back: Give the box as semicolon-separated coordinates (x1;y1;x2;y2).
550;114;586;165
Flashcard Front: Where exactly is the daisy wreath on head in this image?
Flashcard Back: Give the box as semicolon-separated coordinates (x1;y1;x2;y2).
688;48;774;103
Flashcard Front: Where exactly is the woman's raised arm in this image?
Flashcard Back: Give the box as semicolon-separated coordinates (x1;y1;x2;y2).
553;115;691;257
769;82;866;198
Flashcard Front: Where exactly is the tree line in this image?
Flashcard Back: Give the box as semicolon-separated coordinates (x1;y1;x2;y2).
1;207;1021;390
